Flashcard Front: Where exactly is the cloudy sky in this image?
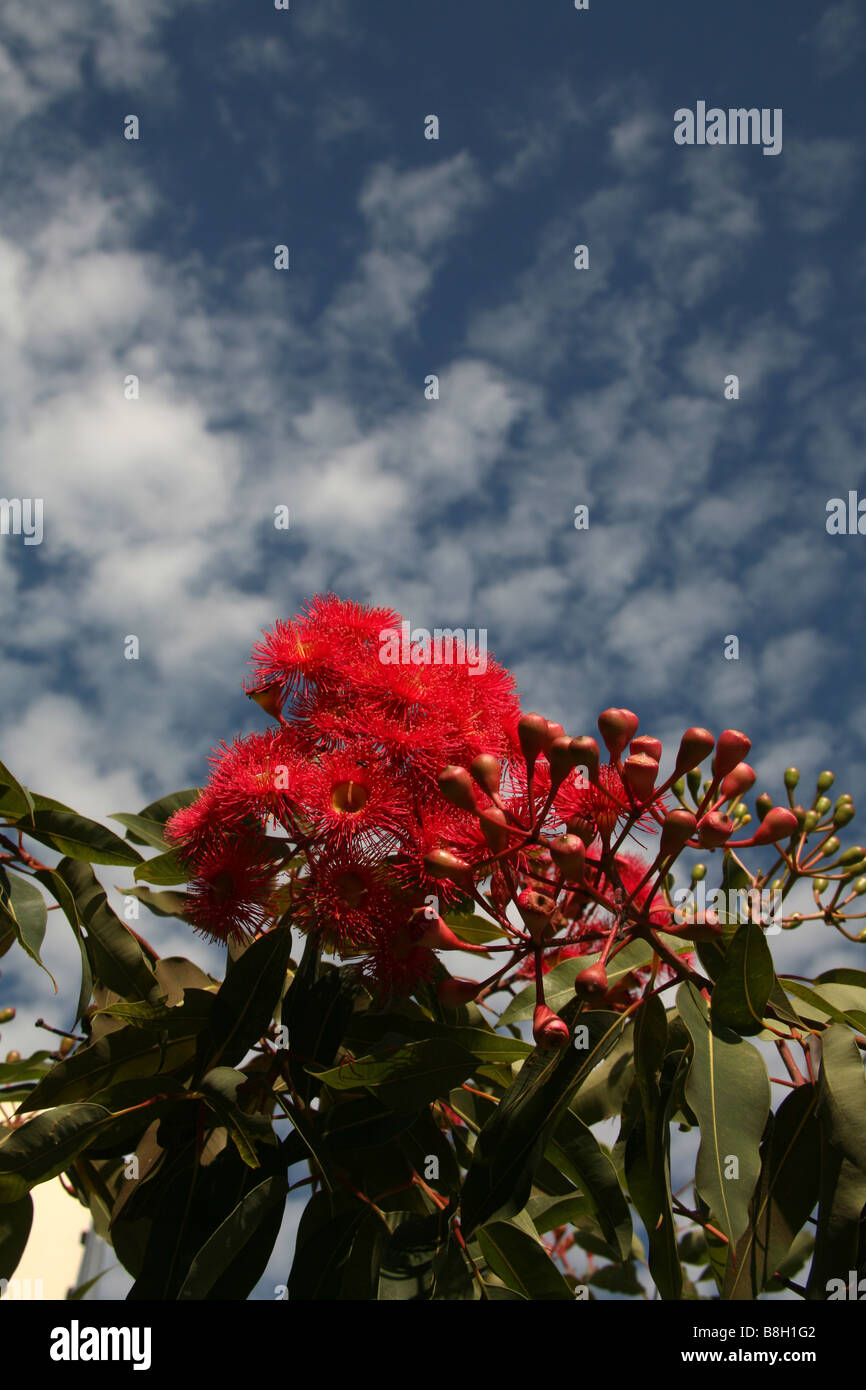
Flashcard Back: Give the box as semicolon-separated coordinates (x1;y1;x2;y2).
1;0;865;1298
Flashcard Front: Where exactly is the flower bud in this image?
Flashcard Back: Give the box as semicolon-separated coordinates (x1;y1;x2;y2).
438;765;480;813
622;753;659;803
246;680;284;722
671;777;685;798
416;915;475;951
803;811;820;833
660;808;697;859
597;708;639;760
566;815;597;847
674;727;715;776
720;762;756;799
423;850;474;890
714;730;752;780
570;736;600;783
697;812;734;849
549;834;586;882
630;736;662;762
691;863;707;882
533;1004;571;1050
517;889;556;943
518;712;551;769
546;721;565;743
470;754;501;797
478;806;510;853
835;793;854;808
814;796;832;816
0;1007;15;1024
756;793;773;820
574;962;608;998
843;860;866;881
736;806;799;847
817;770;835;792
839;846;866;865
438;978;482;1008
548;735;581;790
851;877;866;898
784;767;801;790
59;1036;75;1056
818;836;841;859
833;802;856;828
5;1050;20;1063
813;877;829;894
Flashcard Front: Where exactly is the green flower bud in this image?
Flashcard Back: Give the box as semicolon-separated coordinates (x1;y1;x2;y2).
0;1007;15;1024
756;793;773;820
843;860;866;881
815;796;832;815
733;803;749;820
839;846;865;865
672;777;685;799
817;770;835;791
803;811;820;833
819;836;841;859
771;879;784;892
687;768;702;799
833;803;856;828
851;877;866;898
835;793;854;808
813;877;829;894
784;767;800;790
691;863;707;883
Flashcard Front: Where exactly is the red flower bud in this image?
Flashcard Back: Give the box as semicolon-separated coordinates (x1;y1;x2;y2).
438;765;480;813
548;735;581;789
570;736;600;783
566;815;597;846
549;834;586;882
674;727;715;775
660;808;697;858
622;753;659;803
470;753;501;798
697;811;734;848
438;977;482;1008
518;712;552;770
546;721;565;743
533;1004;571;1050
246;680;284;722
478;806;510;852
423;850;474;890
597;708;639;760
417;915;483;952
517;889;556;943
719;762;756;799
574;962;609;998
734;806;799;847
714;729;752;780
630;736;662;762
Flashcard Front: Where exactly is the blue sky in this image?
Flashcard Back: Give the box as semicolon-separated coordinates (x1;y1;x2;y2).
1;0;865;1299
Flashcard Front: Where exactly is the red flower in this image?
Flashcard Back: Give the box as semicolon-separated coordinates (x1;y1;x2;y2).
184;837;282;944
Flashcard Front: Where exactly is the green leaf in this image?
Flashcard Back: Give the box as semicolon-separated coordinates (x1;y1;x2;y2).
781;979;866;1032
500;937;691;1025
281;937;361;1103
132;848;188;885
677;981;770;1247
527;1190;593;1233
287;1191;369;1300
806;1146;866;1298
346;1010;532;1065
817;1025;866;1174
134;789;202;833
460;1006;628;1237
569;1030;635;1126
197;926;294;1073
32;866;93;1023
316;1038;478;1111
92;988;214;1035
66;1268;116;1300
0;759;35;824
177;1174;288;1299
0;868;55;988
547;1109;632;1260
0;1104;114;1201
442;908;507;945
0;1050;53;1085
19;1011;205;1112
56;859;159;1002
120;885;191;919
725;1084;821;1299
477;1218;574;1300
200;1067;275;1168
23;809;142;865
711;922;775;1036
587;1260;643;1296
0;1195;33;1280
108;813;169;851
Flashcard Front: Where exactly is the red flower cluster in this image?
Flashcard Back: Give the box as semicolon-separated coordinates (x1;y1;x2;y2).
167;596;800;1040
